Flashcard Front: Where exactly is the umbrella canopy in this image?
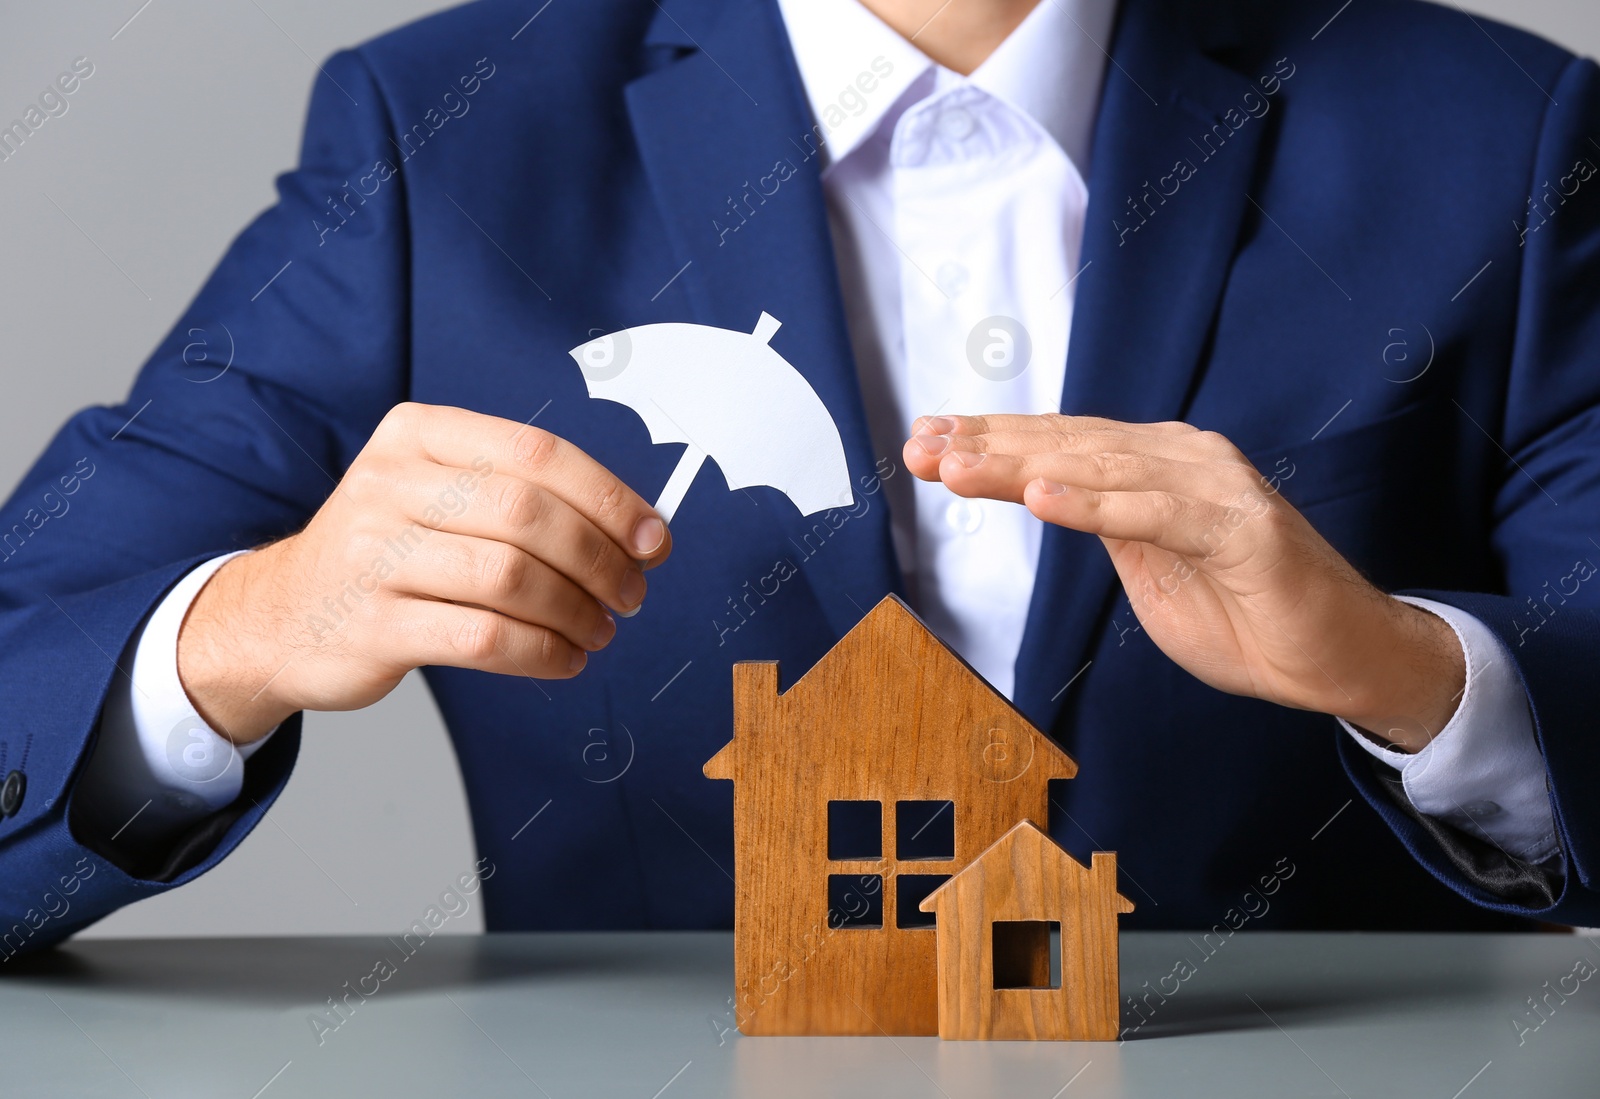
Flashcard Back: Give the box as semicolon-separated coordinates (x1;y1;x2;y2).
568;313;855;521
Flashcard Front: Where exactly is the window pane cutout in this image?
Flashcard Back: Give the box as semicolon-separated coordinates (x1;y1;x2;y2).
828;873;883;928
896;874;949;929
896;800;955;860
828;800;882;860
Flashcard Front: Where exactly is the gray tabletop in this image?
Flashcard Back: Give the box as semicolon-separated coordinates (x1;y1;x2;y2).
2;931;1596;1097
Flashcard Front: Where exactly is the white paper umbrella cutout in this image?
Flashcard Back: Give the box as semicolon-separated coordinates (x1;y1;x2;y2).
568;312;854;522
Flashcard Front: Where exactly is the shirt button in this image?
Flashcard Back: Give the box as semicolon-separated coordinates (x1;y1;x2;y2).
163;790;206;815
935;261;969;297
1461;800;1501;818
945;498;983;534
936;105;976;141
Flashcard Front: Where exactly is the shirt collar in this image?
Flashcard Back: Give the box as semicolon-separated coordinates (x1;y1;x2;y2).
775;0;1118;174
773;0;929;167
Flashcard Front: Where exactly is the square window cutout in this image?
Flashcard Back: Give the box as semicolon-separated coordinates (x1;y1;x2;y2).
896;800;954;860
896;874;950;929
992;920;1061;989
828;874;884;929
828;800;882;860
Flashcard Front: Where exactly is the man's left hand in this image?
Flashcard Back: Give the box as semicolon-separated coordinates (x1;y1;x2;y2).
903;413;1464;750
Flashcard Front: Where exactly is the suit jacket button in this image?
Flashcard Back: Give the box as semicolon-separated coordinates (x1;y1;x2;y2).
0;770;24;817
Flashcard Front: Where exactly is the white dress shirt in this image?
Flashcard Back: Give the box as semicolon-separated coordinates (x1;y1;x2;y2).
76;551;272;851
84;0;1557;870
776;0;1558;863
785;0;1108;699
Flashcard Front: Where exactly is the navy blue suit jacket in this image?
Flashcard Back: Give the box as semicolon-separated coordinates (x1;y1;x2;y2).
4;0;1600;951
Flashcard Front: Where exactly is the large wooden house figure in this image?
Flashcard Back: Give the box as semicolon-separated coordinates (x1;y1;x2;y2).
703;594;1130;1038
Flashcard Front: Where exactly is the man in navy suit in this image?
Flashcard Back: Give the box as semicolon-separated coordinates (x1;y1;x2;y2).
3;0;1598;955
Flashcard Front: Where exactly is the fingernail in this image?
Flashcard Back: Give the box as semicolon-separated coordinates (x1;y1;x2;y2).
914;434;951;456
632;516;666;556
618;568;646;612
922;416;956;435
589;610;616;650
568;648;587;673
952;450;985;468
1040;479;1068;496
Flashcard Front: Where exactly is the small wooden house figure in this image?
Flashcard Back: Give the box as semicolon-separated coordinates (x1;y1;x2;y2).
919;821;1134;1041
703;594;1087;1037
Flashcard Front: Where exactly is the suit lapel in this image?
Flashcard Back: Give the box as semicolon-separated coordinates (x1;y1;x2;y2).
624;0;901;641
1012;0;1272;733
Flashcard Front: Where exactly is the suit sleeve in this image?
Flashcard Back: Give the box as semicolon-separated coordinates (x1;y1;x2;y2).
1338;54;1600;926
1340;598;1557;862
73;552;280;860
0;49;409;958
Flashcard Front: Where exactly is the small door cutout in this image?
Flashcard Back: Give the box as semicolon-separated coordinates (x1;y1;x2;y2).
992;920;1061;989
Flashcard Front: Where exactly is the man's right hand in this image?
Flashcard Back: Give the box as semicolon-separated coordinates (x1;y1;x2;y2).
176;402;671;744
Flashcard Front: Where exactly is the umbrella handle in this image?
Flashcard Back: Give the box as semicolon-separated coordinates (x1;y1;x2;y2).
653;443;706;524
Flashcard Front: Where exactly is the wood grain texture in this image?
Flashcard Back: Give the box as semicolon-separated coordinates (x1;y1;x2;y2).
704;594;1077;1036
920;821;1134;1041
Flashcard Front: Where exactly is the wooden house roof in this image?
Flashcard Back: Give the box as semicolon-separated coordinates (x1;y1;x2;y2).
704;594;1076;783
919;821;1135;915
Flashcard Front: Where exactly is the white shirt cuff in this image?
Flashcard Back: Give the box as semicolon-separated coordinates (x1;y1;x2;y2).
1339;595;1558;863
77;551;277;852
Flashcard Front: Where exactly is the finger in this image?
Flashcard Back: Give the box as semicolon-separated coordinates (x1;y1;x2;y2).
940;426;1230;462
388;531;617;653
386;466;647;616
379;403;672;568
904;416;1221;483
392;597;589;679
1022;480;1270;561
933;448;1232;505
912;423;1238;468
911;413;1199;439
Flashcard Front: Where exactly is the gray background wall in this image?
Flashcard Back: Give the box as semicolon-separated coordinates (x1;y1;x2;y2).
2;0;1596;941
